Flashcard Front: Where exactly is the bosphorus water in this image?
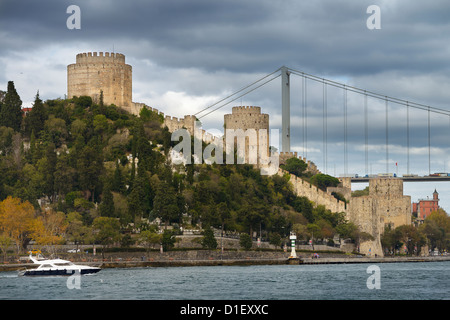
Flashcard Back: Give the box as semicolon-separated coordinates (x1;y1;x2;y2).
1;261;449;300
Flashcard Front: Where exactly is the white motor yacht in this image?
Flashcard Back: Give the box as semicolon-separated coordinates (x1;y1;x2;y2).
19;254;101;276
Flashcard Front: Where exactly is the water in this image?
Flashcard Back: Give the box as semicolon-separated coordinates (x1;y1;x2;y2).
0;261;449;300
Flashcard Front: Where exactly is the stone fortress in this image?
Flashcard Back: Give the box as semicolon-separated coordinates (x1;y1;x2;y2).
67;52;133;112
67;52;412;257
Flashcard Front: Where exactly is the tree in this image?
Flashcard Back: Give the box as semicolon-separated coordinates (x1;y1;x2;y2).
92;217;121;258
153;181;180;228
65;212;91;251
25;91;48;137
30;210;67;255
77;145;104;202
111;162;126;193
420;209;450;252
310;173;340;192
335;221;358;241
40;143;57;201
396;224;426;256
268;232;282;248
0;196;36;255
98;182;115;217
139;229;162;255
161;229;176;251
281;157;308;176
381;226;402;255
201;227;218;250
0;233;12;262
43;117;67;147
54;154;76;198
239;233;253;250
0;81;22;131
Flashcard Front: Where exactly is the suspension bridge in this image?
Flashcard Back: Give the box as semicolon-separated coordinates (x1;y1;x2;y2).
193;66;450;182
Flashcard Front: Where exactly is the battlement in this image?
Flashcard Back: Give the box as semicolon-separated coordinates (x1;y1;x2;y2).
231;106;262;114
75;52;126;64
369;177;404;197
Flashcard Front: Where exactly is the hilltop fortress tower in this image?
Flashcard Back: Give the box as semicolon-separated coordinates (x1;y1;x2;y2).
224;106;270;165
67;52;132;112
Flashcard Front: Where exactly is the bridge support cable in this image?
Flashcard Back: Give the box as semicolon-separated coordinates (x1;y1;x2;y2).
428;107;431;176
287;67;450;117
194;68;282;119
364;92;368;175
344;86;348;177
195;72;281;119
323;80;328;174
407;102;410;175
385;98;389;174
303;77;308;159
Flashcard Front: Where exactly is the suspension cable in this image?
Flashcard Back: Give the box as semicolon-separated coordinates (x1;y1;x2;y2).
196;73;281;119
288;67;450;116
194;67;282;118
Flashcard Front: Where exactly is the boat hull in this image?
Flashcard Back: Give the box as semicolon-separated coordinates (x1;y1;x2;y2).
20;268;101;276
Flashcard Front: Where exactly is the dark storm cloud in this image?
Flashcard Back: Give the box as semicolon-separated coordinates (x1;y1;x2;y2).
2;0;450;75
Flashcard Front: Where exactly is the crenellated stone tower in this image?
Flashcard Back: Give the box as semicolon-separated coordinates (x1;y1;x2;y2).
224;106;270;165
67;52;132;112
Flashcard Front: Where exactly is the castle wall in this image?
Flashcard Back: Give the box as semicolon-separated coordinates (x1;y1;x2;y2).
67;52;132;111
280;168;348;214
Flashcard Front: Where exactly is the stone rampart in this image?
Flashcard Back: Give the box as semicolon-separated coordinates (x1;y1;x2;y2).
279;168;348;213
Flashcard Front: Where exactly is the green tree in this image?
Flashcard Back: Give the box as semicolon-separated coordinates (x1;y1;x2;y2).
335;221;358;241
201;227;218;250
111;162;126;193
65;212;91;251
161;229;176;251
396;224;426;256
39;143;57;202
92;217;121;258
98;182;115;217
0;81;22;132
43;117;67;147
77;145;104;202
139;229;162;254
25;91;47;137
310;173;340;192
239;233;253;250
268;232;282;248
153;181;180;228
281;157;308;176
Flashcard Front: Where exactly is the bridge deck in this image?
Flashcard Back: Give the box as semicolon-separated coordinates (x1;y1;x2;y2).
350;176;450;183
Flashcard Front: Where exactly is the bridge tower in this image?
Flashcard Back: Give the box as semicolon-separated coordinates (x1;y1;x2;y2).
281;66;290;152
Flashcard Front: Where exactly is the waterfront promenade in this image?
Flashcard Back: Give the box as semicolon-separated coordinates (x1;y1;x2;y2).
1;254;449;272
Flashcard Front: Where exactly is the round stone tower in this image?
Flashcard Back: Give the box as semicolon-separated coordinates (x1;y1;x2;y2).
67;52;132;111
224;106;270;164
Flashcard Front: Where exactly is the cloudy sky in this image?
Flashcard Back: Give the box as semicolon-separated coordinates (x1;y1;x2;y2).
1;0;450;211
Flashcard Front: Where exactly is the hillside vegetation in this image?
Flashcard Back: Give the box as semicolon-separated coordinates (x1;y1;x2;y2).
6;81;444;257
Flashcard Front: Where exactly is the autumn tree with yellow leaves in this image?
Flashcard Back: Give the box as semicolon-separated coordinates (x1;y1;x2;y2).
0;196;36;256
0;197;68;259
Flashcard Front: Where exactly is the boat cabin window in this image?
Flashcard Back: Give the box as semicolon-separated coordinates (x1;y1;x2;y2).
41;264;53;268
54;262;73;266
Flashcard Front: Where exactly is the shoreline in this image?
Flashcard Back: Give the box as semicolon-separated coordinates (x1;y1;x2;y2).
1;255;449;272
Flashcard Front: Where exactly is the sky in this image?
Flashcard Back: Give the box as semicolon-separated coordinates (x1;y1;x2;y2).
1;0;449;211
